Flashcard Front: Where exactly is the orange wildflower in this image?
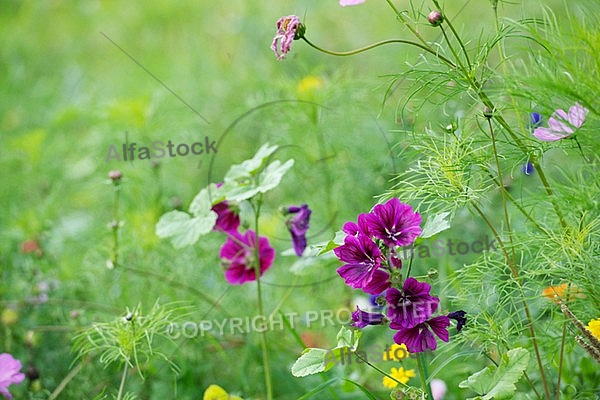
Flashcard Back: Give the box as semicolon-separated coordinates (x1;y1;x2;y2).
542;283;585;303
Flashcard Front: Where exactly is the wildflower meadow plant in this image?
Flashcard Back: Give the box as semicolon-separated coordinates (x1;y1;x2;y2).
278;0;599;398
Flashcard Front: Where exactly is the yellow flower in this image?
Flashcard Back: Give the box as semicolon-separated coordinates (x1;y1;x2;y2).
296;76;324;98
203;384;243;400
586;318;600;340
382;367;416;389
383;343;410;361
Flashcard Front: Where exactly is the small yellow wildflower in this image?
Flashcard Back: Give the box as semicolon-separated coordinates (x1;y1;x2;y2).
296;76;324;98
586;318;600;340
203;384;243;400
382;367;416;389
383;343;410;361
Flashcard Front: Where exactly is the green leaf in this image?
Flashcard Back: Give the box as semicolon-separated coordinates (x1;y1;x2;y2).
220;145;294;202
316;231;346;255
420;212;452;238
155;210;216;248
335;326;361;352
291;348;330;377
255;159;294;193
459;348;530;400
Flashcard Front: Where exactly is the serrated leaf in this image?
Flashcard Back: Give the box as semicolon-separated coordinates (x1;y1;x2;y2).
291;348;329;377
189;188;213;216
335;326;361;352
459;348;530;400
156;210;217;248
421;212;452;238
256;159;294;193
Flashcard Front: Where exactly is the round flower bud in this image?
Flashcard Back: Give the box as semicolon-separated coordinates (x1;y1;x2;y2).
428;10;444;27
108;170;122;181
483;107;494;119
427;268;439;280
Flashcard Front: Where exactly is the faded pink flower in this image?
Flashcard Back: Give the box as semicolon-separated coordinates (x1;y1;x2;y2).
340;0;366;6
533;102;589;141
272;15;304;61
0;353;25;400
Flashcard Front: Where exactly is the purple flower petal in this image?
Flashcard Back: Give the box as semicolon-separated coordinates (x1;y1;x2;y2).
220;231;275;285
286;204;311;256
272;15;303;60
568;102;589;128
351;306;385;328
386;278;438;328
212;201;240;233
533;127;569;141
363;198;421;247
391;315;450;353
335;234;382;291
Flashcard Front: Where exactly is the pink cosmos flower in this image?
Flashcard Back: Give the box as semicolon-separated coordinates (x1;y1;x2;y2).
219;230;275;285
0;353;25;400
340;0;366;6
272;15;304;61
533;102;589;141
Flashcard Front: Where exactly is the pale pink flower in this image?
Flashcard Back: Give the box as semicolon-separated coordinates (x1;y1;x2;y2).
533;102;589;141
340;0;366;6
0;353;25;400
272;15;304;61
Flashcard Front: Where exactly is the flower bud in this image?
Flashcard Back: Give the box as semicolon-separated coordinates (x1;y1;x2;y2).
108;170;122;181
483;107;493;119
427;268;439;280
428;10;443;27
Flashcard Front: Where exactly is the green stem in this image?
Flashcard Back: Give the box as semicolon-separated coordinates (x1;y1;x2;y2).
116;362;128;400
354;352;409;389
111;179;121;268
439;25;468;75
383;0;430;48
301;37;456;68
556;321;567;400
252;196;273;400
416;353;434;399
48;360;87;400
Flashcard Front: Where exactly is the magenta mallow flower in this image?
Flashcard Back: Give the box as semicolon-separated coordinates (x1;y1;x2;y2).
339;0;366;6
351;306;386;328
0;353;25;400
219;230;275;285
391;315;450;353
533;102;589;141
285;204;311;256
386;277;438;328
212;201;240;233
334;234;390;294
363;198;422;247
272;15;305;61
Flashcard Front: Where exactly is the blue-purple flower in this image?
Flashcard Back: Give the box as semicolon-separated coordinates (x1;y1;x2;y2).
521;162;534;176
285;204;311;256
447;310;467;332
386;277;438;328
219;230;275;285
334;234;390;294
363;198;422;247
0;353;25;400
351;306;386;328
390;315;450;353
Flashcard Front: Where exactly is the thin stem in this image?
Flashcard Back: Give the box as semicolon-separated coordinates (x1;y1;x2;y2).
439;25;468;75
354;352;409;389
383;0;430;48
471;202;551;399
48;359;87;400
301;37;456;68
487;117;517;266
116;362;129;400
416;353;434;400
252;196;273;400
556;321;567;400
110;180;121;268
433;3;472;70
